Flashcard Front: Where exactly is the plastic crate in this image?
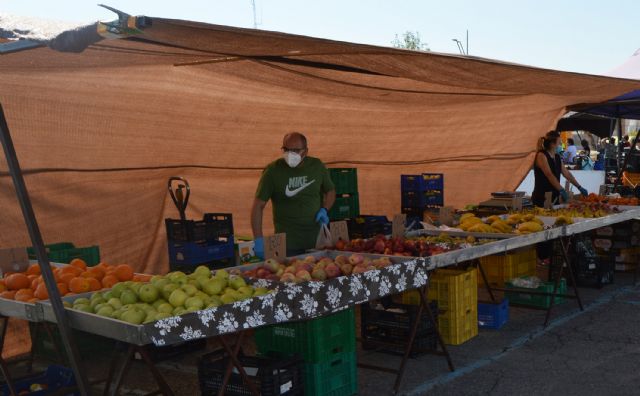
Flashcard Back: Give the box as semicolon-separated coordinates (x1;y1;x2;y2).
28;243;100;266
168;237;235;265
199;350;304;396
346;215;391;239
1;365;78;396
361;301;438;357
478;249;537;287
505;278;567;309
165;213;233;242
329;193;360;221
329;168;358;195
255;308;355;363
30;323;114;363
303;352;357;396
478;299;509;329
401;173;444;192
438;306;478;345
401;191;444;207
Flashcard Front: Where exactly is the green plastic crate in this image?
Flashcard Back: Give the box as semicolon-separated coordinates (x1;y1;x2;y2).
329;168;358;195
505;278;567;309
304;351;357;396
329;193;360;221
28;243;100;266
29;322;114;363
255;307;355;363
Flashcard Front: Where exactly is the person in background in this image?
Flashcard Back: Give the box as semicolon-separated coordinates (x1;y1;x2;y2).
623;135;631;148
251;132;336;258
581;139;592;156
563;138;578;164
532;131;588;208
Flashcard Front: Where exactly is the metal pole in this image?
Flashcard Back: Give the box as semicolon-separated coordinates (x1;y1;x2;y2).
0;104;91;395
466;29;469;55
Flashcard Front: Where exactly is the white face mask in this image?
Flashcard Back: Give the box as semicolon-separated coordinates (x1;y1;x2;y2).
283;151;302;168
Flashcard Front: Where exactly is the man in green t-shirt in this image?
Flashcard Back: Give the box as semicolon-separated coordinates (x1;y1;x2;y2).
251;132;336;257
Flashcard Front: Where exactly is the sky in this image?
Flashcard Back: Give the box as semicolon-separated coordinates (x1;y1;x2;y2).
1;0;639;75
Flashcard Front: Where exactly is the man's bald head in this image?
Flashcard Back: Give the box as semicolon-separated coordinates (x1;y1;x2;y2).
283;132;308;149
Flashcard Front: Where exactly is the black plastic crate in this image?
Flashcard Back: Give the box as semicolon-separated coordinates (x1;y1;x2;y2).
165;213;233;242
551;238;614;289
198;350;304;396
361;300;438;358
347;215;391;239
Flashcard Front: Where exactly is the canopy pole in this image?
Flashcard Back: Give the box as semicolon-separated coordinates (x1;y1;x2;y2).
0;104;91;395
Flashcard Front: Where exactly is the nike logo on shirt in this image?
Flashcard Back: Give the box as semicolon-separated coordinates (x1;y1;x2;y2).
285;179;316;197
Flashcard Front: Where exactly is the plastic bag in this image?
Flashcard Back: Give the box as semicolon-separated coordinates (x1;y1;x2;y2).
315;224;333;249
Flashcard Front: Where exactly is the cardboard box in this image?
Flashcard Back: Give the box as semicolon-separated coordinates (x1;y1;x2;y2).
235;241;261;265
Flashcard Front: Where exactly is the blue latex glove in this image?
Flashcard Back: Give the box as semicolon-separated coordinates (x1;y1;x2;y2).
578;186;588;197
253;237;264;259
315;207;329;225
559;188;569;203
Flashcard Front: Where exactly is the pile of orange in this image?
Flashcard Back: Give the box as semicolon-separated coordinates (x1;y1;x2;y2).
0;259;151;302
579;193;639;206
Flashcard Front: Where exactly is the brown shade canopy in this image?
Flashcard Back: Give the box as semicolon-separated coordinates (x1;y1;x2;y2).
1;17;639;273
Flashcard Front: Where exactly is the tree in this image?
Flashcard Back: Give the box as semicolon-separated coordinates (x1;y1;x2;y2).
392;31;430;51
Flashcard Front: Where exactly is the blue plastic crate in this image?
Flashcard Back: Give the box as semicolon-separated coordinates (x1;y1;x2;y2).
401;173;444;192
1;365;78;396
347;215;391;238
401;191;444;207
168;238;235;265
478;299;509;329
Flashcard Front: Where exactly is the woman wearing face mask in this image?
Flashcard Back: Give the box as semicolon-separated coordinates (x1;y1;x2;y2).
251;132;336;257
532;130;588;208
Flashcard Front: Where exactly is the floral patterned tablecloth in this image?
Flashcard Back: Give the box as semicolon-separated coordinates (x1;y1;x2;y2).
148;257;430;346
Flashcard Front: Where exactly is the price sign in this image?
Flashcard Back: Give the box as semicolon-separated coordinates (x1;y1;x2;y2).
264;233;286;260
392;214;406;238
0;248;29;276
330;221;349;245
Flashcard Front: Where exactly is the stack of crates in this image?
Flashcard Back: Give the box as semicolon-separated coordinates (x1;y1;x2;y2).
402;267;478;345
347;215;392;239
401;173;444;223
255;308;357;396
329;168;360;221
477;248;537;287
27;242;100;266
165;213;235;273
592;220;640;272
505;277;567;308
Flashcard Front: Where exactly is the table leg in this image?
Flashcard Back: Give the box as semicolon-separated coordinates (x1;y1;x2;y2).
392;286;426;395
0;316;17;396
420;287;455;373
137;346;175;396
218;332;260;396
477;260;496;302
560;237;584;311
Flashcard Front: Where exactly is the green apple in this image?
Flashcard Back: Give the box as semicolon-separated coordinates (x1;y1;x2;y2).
168;271;187;284
90;292;104;301
73;297;90;306
220;293;236;305
186;306;200;312
144;310;158;323
156;303;173;314
151;278;170;290
172;306;186;316
137;303;155;313
102;291;114;300
185;296;204;310
111;283;128;298
128;282;142;294
195;291;210;301
207;295;223;308
121;308;145;325
181;284;198;297
228;275;246;290
89;298;106;309
93;303;108;312
194;265;212;278
187;279;201;290
108;298;123;310
162;284;179;300
152;299;168;309
120;290;138;305
214;269;230;279
138;284;160;303
74;304;93;313
203;279;225;296
237;286;254;297
111;309;122;320
96;305;114;317
169;289;187;308
253;287;270;296
154;312;172;320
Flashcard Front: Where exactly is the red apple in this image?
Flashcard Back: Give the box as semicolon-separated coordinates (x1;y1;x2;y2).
295;270;312;282
311;268;327;281
325;263;341;278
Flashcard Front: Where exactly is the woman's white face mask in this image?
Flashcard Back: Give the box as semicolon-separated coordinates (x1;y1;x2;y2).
283;151;303;168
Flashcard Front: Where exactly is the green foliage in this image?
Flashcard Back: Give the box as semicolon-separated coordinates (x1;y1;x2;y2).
392;31;430;51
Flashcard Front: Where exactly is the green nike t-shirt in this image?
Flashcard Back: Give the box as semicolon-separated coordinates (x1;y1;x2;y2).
256;156;335;251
